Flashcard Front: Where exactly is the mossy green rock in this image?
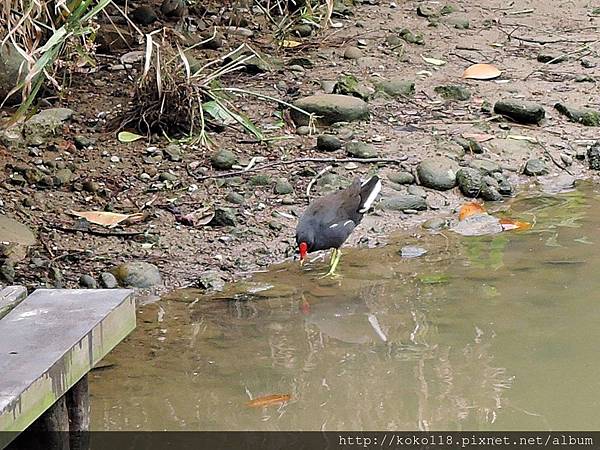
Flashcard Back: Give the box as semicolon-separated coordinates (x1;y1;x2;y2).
210;149;238;170
494;99;545;124
334;74;374;100
345;141;377;158
376;78;415;98
434;84;471;101
554;103;600;127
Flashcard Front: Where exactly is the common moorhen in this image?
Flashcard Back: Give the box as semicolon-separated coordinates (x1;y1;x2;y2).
296;176;382;276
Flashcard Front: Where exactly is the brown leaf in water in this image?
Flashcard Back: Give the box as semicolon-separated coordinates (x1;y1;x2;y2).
459;202;486;221
499;218;532;231
246;394;291;408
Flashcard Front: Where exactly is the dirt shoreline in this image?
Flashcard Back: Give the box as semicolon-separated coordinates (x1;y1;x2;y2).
1;0;599;294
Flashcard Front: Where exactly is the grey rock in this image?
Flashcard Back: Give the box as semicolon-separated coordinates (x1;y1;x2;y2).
581;58;597;69
344;46;363;59
554;103;600;127
296;125;311;136
469;159;501;174
0;262;15;283
400;245;428;258
0;43;27;106
445;16;469;29
249;174;272;186
79;274;97;289
407;185;427;197
159;172;178;182
451;213;503;236
422;217;448;231
493;172;513;195
399;28;424;45
210;149;238;170
434;84;471;101
524;158;549;176
53;168;73;186
195;270;225;291
82;180;100;193
274;178;294;195
480;184;503;201
268;220;283;231
539;174;576;194
320;80;336;94
164;144;183;161
25;168;44;184
345;141;377;158
131;5;158;25
560;153;573;166
74;135;95;149
112;261;162;288
100;272;118;289
292;24;313;37
494;99;545;124
291;94;369;126
457;167;482;197
380;195;427;211
210;207;237;226
0;215;36;252
454;137;483;153
388;171;414;184
537;53;567;64
23;108;74;142
226;191;245;204
375;78;415;98
588;142;600;170
417;157;459;190
334;74;375;100
317;134;343;151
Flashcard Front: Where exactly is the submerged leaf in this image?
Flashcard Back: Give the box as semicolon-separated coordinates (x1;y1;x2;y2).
246;394;291;408
463;63;502;80
459;202;486;221
499;218;532;231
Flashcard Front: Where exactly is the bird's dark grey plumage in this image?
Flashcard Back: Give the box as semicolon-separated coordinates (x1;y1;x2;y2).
296;176;381;253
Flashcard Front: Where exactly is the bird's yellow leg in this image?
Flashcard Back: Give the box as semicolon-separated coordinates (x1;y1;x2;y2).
321;248;342;278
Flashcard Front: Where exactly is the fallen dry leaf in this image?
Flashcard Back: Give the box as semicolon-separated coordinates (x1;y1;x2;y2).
71;211;145;228
421;55;446;66
463;63;502;80
499;218;532;231
246;394;291;408
459;202;486;221
462;132;494;143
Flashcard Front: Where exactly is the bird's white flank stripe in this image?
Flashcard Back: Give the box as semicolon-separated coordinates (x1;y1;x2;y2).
343;220;353;226
367;314;387;342
329;223;339;228
358;178;382;213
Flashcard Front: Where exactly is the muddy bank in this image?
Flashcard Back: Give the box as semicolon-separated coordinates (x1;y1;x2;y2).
0;0;599;293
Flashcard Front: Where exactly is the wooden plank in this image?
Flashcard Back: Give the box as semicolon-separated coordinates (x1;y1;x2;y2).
0;288;135;444
0;286;27;320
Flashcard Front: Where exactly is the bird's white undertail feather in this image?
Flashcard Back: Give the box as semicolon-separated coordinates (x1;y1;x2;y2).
368;314;388;342
358;178;382;213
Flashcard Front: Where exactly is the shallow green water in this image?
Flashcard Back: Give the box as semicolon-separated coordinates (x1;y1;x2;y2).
90;182;600;431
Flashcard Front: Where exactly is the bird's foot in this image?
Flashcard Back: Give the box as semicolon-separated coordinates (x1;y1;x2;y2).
319;268;342;279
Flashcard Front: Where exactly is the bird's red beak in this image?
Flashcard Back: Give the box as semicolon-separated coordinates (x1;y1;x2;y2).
299;242;308;266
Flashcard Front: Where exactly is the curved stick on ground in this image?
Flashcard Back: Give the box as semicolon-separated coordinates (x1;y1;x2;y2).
306;165;333;202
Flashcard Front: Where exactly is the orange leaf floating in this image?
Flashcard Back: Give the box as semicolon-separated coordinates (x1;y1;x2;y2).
459;202;486;221
246;394;291;408
499;218;532;231
463;63;502;80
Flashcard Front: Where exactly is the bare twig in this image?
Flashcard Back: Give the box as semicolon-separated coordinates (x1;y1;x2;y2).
306;165;332;201
192;157;408;181
45;224;146;238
